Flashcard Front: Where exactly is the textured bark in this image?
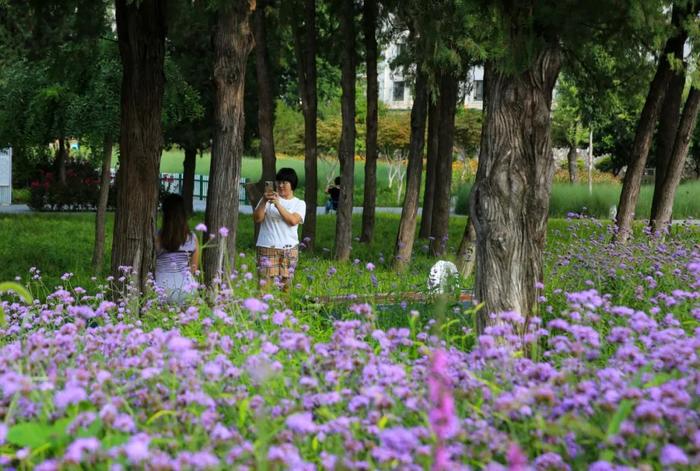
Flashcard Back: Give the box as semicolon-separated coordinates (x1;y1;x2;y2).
203;3;253;284
111;0;167;290
294;0;318;250
429;73;459;257
471;49;561;333
615;5;690;243
419;96;440;238
455;216;476;279
394;67;428;271
55;137;67;185
182;146;196;215
360;0;378;243
92;135;113;275
334;0;355;261
651;87;700;234
253;0;277;183
651;33;687;223
567;144;577;183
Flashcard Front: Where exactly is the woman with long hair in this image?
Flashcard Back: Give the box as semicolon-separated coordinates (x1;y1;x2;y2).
155;193;199;303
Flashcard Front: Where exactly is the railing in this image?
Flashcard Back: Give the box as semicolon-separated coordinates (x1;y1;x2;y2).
159;173;249;204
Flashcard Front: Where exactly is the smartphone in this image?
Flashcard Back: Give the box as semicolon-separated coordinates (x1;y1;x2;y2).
264;180;275;193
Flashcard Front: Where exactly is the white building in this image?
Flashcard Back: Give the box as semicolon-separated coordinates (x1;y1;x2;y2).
377;42;484;110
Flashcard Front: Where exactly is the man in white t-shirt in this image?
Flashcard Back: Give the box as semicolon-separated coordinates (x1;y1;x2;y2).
253;167;306;290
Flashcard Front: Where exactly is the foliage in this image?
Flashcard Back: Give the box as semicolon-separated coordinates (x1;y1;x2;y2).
27;160;114;211
0;216;698;468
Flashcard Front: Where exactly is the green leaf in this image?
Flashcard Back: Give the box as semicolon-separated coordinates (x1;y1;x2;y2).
605;399;634;438
146;410;175;426
7;422;51;449
238;398;250;429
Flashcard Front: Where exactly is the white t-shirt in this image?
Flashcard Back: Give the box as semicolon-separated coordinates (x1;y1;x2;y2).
257;197;306;249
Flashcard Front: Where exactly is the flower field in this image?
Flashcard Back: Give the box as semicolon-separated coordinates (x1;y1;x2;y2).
0;219;699;470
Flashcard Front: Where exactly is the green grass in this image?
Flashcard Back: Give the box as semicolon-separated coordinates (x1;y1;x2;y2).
455;180;700;219
160;148;437;207
0;212;468;296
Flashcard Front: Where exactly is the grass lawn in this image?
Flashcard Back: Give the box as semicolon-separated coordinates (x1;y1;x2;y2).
160;149;433;207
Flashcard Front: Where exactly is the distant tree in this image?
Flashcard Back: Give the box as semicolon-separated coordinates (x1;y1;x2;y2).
68;42;121;275
551;76;587;183
615;3;698;243
111;0;167;290
292;0;319;249
166;0;214;215
334;0;357;262
203;1;254;284
253;0;278;186
360;0;379;243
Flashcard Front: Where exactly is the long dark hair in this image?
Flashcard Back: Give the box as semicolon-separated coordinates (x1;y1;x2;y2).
160;194;189;252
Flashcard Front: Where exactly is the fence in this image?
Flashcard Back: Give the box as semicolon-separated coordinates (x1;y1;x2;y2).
159;173;249;204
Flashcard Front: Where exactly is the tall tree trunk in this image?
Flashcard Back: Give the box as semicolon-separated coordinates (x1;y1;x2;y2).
253;0;277;183
334;0;355;261
587;128;593;194
650;37;686;223
111;0;167;291
203;3;253;284
419;96;440;238
567;144;577;183
650;87;700;234
394;66;428;271
615;5;690;243
92;135;113;275
471;49;561;333
55;137;67;185
429;73;459;257
360;0;378;243
182;146;196;215
455;216;476;279
294;0;318;250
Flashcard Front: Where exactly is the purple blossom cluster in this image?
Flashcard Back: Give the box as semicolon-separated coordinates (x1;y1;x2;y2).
0;223;698;469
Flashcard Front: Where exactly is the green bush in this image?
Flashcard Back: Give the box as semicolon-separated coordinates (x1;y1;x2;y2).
11;188;30;204
28;160;112;211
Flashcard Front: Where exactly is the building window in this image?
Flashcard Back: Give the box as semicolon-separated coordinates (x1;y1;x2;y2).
474;80;484;101
393;81;405;101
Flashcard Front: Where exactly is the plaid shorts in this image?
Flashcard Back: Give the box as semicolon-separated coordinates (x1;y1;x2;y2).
256;246;299;279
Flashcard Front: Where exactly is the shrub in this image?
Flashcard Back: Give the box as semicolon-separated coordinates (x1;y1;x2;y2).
28;160;110;211
11;188;30;204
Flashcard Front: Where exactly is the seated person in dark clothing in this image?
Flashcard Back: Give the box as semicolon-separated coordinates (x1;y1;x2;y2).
325;176;341;214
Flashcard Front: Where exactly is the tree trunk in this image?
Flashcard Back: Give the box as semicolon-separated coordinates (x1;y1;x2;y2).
182;146;196;215
394;66;428;271
615;5;690;243
588;128;593;194
92;135;113;275
471;49;561;333
455;216;476;279
253;0;277;183
419;96;440;238
334;0;355;261
111;0;167;291
567;144;577;183
360;0;378;243
650;87;700;234
55;137;67;185
429;72;459;257
650;36;686;223
294;0;318;250
203;3;253;284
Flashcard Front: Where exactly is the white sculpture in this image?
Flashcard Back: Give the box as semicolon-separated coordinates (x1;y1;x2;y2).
427;260;459;294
